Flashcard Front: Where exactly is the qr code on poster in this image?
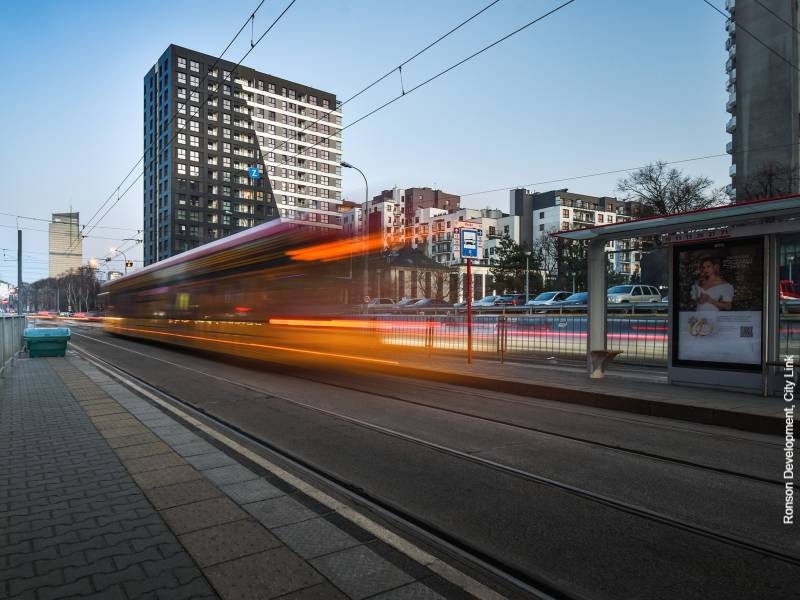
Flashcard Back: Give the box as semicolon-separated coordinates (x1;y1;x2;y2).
740;326;754;338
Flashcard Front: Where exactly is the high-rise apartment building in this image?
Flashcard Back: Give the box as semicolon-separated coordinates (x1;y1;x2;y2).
725;0;800;201
48;212;82;277
143;45;343;265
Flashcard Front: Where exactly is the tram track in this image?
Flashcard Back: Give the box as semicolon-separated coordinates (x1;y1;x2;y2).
72;329;780;486
71;332;800;574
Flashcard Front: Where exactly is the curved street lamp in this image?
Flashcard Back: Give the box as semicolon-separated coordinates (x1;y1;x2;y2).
341;161;370;301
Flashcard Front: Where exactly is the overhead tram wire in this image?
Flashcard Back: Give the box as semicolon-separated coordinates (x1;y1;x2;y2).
78;0;298;241
0;212;138;232
291;0;578;162
75;0;271;245
457;140;800;198
0;223;134;243
263;0;505;160
702;0;800;73
752;0;800;37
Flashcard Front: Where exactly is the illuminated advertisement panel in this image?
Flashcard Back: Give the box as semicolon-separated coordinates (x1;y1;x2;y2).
673;238;763;368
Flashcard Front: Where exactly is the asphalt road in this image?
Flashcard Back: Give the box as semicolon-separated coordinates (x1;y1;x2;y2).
69;325;799;599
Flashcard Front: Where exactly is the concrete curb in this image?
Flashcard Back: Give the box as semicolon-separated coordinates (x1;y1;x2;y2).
372;364;783;436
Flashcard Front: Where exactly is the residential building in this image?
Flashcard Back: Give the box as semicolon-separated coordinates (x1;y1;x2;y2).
725;0;800;201
48;212;82;277
143;44;342;265
402;187;460;216
512;188;643;277
339;200;363;237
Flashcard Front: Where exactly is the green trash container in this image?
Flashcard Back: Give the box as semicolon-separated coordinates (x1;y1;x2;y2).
23;327;71;357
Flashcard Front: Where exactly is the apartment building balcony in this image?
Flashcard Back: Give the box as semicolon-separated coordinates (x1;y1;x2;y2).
726;19;735;35
725;57;735;73
725;0;735;12
726;116;736;133
726;91;736;112
728;67;736;84
572;212;595;224
725;184;736;198
726;140;733;154
729;163;737;178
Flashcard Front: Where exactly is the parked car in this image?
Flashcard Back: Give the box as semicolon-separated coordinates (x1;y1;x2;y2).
406;298;453;310
497;293;528;306
393;297;425;310
606;285;661;303
526;291;571;306
559;292;588;307
362;297;395;311
472;295;505;307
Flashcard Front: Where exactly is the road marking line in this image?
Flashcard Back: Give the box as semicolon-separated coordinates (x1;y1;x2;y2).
72;343;508;600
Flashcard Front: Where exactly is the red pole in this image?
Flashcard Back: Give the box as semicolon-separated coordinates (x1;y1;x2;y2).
466;257;472;364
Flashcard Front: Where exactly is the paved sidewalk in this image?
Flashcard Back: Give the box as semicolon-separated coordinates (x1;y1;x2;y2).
1;355;471;600
378;352;785;435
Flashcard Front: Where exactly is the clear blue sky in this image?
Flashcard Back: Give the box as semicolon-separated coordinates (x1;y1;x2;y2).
0;0;731;284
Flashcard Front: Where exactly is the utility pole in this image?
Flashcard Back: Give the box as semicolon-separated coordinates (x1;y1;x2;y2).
17;229;22;314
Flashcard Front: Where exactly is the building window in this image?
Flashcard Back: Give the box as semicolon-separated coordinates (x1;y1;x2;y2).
177;163;186;175
190;75;199;87
177;133;186;145
189;150;199;162
177;56;187;69
190;165;199;177
190;60;199;72
189;135;199;147
177;148;186;160
189;121;199;132
562;209;570;219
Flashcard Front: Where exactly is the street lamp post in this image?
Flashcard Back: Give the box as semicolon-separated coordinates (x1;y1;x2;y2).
110;247;129;275
523;249;532;303
341;161;369;301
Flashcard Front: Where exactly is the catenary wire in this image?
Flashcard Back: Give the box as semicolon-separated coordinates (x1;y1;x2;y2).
78;0;297;242
291;0;577;162
260;0;506;175
702;0;800;72
456;139;800;198
76;0;270;243
752;0;800;37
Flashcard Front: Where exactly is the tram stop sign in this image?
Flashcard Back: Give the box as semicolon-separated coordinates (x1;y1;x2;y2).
460;228;479;258
248;166;261;179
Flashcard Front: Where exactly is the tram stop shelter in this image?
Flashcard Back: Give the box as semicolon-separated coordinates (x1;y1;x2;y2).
556;195;800;396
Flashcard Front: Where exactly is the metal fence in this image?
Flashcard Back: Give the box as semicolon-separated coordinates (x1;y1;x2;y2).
0;315;26;375
356;310;668;365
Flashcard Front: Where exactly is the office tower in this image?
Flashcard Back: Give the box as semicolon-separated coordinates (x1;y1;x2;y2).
48;212;82;277
143;45;343;265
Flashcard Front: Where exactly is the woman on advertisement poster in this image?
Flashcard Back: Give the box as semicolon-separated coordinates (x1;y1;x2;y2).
674;239;763;367
691;257;733;312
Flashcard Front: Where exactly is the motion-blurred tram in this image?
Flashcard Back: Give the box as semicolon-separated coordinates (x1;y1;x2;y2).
102;220;395;367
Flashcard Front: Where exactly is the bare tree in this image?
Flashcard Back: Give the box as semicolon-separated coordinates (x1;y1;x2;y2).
616;161;727;215
739;161;799;201
533;229;560;286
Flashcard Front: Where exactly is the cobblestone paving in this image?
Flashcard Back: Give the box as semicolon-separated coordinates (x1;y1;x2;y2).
0;357;217;600
1;354;469;599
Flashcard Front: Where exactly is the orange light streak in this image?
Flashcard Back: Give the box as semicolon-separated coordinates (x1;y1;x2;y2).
109;325;399;365
286;233;384;262
269;318;442;331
